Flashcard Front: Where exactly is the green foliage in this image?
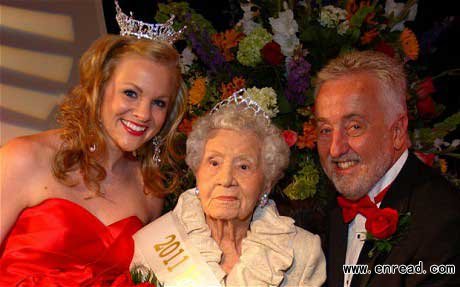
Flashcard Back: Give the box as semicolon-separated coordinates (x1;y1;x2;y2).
131;264;163;286
283;158;320;200
237;27;272;67
155;2;215;34
413;112;460;150
349;5;375;28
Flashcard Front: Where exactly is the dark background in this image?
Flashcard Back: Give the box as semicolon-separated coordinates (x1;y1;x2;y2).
102;0;459;118
103;0;239;32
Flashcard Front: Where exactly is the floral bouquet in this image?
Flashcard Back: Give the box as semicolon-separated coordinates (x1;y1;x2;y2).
156;1;460;228
111;265;163;287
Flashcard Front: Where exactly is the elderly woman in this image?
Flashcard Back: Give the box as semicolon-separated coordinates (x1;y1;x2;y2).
132;91;326;286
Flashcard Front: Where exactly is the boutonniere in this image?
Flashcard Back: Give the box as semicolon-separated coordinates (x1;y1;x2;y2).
112;265;163;287
363;208;411;258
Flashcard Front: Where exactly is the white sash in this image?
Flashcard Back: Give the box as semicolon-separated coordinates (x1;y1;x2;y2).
131;212;222;287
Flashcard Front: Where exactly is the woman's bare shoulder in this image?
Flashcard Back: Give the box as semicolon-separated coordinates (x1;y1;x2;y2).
0;130;67;241
1;129;63;175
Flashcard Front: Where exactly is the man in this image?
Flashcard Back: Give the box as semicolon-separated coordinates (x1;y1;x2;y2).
314;50;460;287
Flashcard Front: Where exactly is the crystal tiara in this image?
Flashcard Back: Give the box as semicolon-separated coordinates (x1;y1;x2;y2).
210;89;270;120
115;1;186;44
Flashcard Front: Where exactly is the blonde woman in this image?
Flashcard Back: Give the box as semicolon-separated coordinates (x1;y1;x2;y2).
0;5;187;284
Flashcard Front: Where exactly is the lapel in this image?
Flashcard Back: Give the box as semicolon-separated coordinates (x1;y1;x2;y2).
328;200;348;287
351;154;418;287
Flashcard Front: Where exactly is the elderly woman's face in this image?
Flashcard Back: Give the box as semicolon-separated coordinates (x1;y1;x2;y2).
196;129;265;222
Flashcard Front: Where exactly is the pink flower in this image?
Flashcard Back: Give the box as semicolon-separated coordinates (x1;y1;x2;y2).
414;151;436;167
282;130;298;147
416;77;436;100
374;41;395;58
416;96;436;119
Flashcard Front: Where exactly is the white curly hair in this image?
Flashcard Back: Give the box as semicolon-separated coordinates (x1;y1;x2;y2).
186;105;290;190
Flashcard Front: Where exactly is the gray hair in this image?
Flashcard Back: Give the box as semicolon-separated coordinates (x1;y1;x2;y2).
186;105;290;189
315;50;407;124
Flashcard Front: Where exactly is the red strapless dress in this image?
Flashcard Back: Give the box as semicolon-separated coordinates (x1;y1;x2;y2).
0;198;143;286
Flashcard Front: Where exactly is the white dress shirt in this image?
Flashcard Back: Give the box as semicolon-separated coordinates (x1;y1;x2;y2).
343;150;408;287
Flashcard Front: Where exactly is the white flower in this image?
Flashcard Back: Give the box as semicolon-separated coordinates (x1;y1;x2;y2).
451;139;460;148
180;47;196;73
242;20;262;36
273;34;300;57
297;0;307;8
434;138;450;151
269;2;300;57
244;87;279;118
385;0;418;32
412;129;423;150
319;5;348;28
434;139;460;150
269;6;298;36
237;2;261;35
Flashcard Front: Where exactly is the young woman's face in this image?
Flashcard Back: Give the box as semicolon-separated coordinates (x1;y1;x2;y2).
100;55;176;153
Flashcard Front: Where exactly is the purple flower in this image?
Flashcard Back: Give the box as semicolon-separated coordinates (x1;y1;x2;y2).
186;15;229;77
285;57;311;105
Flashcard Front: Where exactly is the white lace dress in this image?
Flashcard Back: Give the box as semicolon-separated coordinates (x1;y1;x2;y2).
172;189;326;287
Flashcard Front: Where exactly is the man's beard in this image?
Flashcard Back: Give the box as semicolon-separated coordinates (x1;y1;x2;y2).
324;151;392;200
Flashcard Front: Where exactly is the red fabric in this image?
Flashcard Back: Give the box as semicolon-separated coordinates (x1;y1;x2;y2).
337;185;390;223
111;272;156;287
337;195;377;223
0;198;143;286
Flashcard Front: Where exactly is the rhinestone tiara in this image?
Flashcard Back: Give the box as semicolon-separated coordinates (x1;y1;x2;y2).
211;89;270;121
115;1;186;44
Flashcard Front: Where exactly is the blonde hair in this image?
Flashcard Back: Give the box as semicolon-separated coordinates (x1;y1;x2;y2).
186;106;290;188
315;50;407;123
53;35;187;196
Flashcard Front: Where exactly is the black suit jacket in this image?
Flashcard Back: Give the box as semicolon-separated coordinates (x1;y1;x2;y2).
326;154;460;287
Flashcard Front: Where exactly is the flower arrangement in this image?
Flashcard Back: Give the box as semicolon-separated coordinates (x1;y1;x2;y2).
156;1;460;225
112;265;163;287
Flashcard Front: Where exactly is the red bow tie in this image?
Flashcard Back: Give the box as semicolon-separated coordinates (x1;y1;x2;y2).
337;185;390;223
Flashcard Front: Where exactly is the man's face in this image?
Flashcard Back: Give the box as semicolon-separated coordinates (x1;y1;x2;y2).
315;72;397;200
